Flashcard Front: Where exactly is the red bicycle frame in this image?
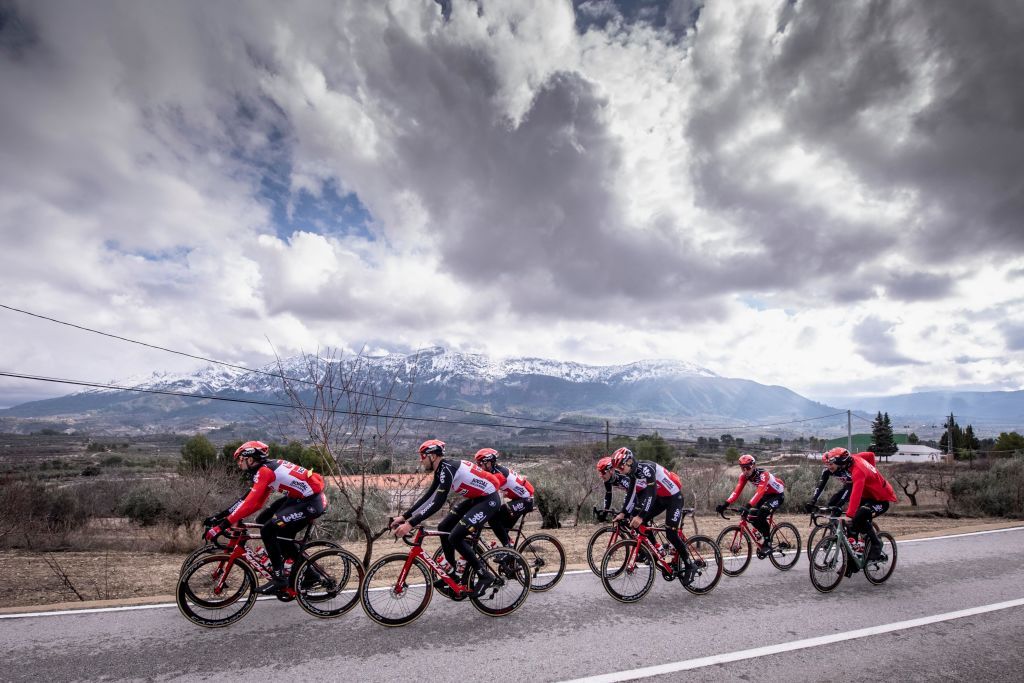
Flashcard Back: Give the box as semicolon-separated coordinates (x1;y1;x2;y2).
394;527;472;598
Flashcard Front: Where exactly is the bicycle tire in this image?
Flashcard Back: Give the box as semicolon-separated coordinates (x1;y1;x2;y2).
360;553;433;627
586;525;617;575
179;543;220;575
681;535;723;595
294;547;364;618
600;539;656;604
863;532;897;585
467;548;531;617
517;533;565;592
809;535;846;593
768;522;801;571
716;525;753;577
176;554;258;628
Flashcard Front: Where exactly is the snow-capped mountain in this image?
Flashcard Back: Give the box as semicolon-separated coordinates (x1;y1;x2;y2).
0;347;836;435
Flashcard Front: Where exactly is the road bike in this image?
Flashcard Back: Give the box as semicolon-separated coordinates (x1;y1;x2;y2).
716;506;801;576
599;517;722;603
429;511;565;592
180;520;339;575
807;507;897;593
176;525;363;627
360;525;531;627
806;509;878;556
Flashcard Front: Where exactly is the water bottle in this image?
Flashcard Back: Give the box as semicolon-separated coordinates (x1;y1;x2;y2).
283;558;294;575
251;547;271;569
848;536;864;553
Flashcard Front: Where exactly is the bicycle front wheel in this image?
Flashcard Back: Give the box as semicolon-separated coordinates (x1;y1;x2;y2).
179;543;220;575
294;548;364;618
517;533;565;592
586;525;617;575
360;553;432;627
176;554;258;628
468;548;531;617
682;535;723;595
768;522;801;571
864;532;897;585
809;535;846;593
716;525;753;577
600;540;655;603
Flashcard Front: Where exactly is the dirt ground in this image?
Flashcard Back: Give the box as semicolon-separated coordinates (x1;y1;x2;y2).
2;513;1020;611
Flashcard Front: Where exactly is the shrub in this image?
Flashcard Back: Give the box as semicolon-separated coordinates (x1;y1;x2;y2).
180;434;218;471
118;487;166;526
950;457;1024;518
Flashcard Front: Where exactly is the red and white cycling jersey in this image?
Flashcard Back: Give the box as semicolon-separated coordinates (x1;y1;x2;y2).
726;469;784;507
449;460;500;498
653;464;682;497
493;464;535;500
227;460;325;524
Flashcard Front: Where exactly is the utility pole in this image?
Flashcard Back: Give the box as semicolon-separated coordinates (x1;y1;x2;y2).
847;410;852;453
605;420;610;454
947;413;955;464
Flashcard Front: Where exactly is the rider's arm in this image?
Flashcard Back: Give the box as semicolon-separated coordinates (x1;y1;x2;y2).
724;476;746;505
809;469;831;505
226;466;274;524
404;463;453;526
845;467;866;517
748;472;770;506
603;480;614;510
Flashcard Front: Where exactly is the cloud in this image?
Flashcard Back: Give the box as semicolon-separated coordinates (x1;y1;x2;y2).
881;270;956;302
852;316;925;366
1002;322;1024;352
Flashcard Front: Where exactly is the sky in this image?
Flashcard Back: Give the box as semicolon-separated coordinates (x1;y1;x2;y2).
1;0;1023;408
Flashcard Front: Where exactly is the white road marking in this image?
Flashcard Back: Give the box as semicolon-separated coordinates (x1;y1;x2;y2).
1;526;1021;619
558;597;1024;683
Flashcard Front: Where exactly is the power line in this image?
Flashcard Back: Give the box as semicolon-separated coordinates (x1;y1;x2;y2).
0;303;858;437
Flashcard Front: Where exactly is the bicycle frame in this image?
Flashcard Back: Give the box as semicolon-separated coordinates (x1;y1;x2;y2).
617;518;697;577
720;507;782;550
395;527;473;598
814;513;868;572
204;522;325;597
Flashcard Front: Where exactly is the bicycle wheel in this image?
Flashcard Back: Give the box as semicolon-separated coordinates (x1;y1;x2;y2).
600;540;656;603
467;548;531;617
587;525;617;575
716;525;753;577
768;522;802;571
179;543;220;575
682;535;723;595
360;553;433;627
176;554;258;628
517;533;565;592
294;548;364;618
806;524;825;556
809;535;846;593
864;532;897;585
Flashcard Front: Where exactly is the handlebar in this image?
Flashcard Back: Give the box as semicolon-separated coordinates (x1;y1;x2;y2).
717;506;749;520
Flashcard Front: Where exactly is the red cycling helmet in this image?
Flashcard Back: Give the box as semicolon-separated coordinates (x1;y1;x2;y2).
611;447;634;469
233;440;269;461
824;447;851;466
738;453;756;469
474;448;498;466
596;456;614;475
418;439;446;459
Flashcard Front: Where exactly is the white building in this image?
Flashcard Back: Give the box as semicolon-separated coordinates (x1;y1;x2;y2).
886;444;945;463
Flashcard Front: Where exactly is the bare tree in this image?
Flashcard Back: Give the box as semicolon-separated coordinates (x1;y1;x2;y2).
679;461;728;512
561;442;603;526
893;471;920;506
278;348;418;566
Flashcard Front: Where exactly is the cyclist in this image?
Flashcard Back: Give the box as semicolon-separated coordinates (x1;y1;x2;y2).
204;440;328;593
597;456;631;519
715;454;784;558
474;448;535;549
829;448;897;561
611;447;696;584
803;448;876;513
391;440;502;596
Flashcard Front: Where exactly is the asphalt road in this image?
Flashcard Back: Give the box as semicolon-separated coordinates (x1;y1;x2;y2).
2;527;1023;683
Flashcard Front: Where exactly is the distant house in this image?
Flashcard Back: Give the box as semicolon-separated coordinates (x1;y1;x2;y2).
890;443;944;463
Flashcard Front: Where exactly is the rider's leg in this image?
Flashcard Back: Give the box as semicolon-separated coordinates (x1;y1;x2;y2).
662;494;688;562
490;504;515;548
858;500;889;558
450;493;501;575
645;497;668;550
260;493;326;575
438;499;473;569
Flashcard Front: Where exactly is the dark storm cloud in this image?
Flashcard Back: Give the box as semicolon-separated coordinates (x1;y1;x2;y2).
852;316;925;366
881;271;956;302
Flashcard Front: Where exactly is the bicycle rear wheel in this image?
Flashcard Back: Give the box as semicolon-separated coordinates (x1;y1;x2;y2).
586;525;617;575
517;533;565;592
468;548;531;617
176;554;258;628
600;540;656;603
361;553;433;627
768;522;801;571
809;535;845;593
864;532;897;585
682;535;722;595
294;548;364;618
716;525;752;577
